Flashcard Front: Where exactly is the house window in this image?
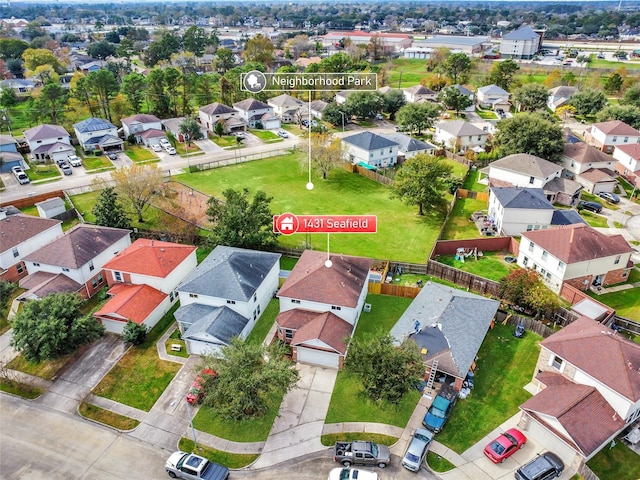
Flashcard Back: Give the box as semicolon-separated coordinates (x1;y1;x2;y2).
253;293;257;303
614;255;621;265
540;268;546;276
62;267;70;272
91;278;98;288
226;299;236;305
97;273;104;284
529;176;534;184
542;251;548;261
12;247;18;258
546;272;552;280
612;136;617;142
114;271;123;282
88;260;94;271
169;291;174;302
257;305;261;314
622;271;628;278
551;355;564;371
523;256;528;266
16;263;24;274
285;329;293;340
331;305;342;311
624;136;629;143
291;299;300;304
32;262;40;267
189;293;198;298
528;241;534;252
558;261;565;270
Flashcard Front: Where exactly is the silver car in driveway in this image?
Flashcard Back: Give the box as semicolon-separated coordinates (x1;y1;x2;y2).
402;428;434;472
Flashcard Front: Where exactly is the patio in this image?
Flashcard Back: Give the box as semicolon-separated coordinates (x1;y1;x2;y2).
470;210;498;236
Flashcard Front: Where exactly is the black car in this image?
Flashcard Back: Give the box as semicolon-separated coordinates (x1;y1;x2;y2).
515;451;564;480
578;201;602;213
107;152;118;160
597;191;620;203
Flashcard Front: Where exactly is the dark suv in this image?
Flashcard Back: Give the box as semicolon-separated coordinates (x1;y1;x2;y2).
515;452;564;480
578;201;602;213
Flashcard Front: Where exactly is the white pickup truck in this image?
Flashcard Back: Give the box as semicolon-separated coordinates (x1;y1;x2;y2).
165;452;229;480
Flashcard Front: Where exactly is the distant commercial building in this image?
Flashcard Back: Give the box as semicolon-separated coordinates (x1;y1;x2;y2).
412;36;490;56
499;25;542;59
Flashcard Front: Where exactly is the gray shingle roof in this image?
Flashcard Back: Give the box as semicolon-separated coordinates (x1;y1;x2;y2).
491;187;554;210
551;209;587;226
490;153;562;178
233;98;270;111
390;282;499;379
177;246;280;301
503;25;540;41
477;84;509;96
381;133;435;153
435;120;485;137
177;304;248;345
199;102;235;115
74;117;116;133
342;131;398;151
23;124;69;142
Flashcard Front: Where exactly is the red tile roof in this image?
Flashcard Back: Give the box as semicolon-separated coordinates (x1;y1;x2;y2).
592;120;640;136
277;250;372;307
284;309;353;354
94;283;167;324
522;223;632;264
102;238;195;278
0;214;61;251
541;317;640;401
521;372;625;457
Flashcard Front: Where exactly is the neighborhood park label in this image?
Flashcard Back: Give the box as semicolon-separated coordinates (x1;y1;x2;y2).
273;214;378;235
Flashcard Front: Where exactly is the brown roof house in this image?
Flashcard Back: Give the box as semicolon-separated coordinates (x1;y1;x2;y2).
19;224;131;300
276;250;373;369
0;212;62;283
613;143;640;189
389;282;499;390
517;223;634;294
561;142;618;194
584;120;640;154
518;317;640;471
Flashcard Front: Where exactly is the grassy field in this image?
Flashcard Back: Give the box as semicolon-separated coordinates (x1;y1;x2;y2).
92;307;182;411
587;441;640;480
440;197;487;240
125;145;158;162
79;402;140;430
436;251;519;282
27;162;61;182
436;323;541;453
177;152;445;263
475;108;498;120
210;134;243;148
385;58;431;88
462;169;487;193
250;129;282;142
83;155;114;172
7;351;73;380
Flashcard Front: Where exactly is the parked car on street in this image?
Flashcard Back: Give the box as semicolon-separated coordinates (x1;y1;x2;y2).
328;468;378;480
578;200;602;213
402;428;434;472
61;163;73;175
597;191;620;203
11;166;30;184
165;451;228;480
483;428;527;463
515;451;564;480
67;154;82;167
277;129;289;138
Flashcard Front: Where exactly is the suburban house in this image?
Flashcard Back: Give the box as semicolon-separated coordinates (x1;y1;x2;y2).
561;142;618;194
34;197;66;219
499;25;541;59
233;98;281;130
0;78;35;95
613;143;640;188
267;94;304;123
0;134;23;172
584;120;640;154
403;84;437;103
121;114;164;144
381;133;436;160
23;124;74;163
476;84;511;111
94;239;197;334
275;250;373;368
0;212;62;283
19;224;131;300
488;187;555;236
310;100;329;120
451;84;476;112
198;102;240;133
175;246;281;356
335;90;358;105
547;86;578;112
342;131;399;168
518;317;640;470
517;223;634;293
480;153;582;206
389;282;499;390
433;120;488;152
73;117;123;154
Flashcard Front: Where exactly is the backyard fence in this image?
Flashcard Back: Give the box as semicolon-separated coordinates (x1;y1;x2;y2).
611;315;640;336
190;148;292;172
497;311;556;338
425;259;502;297
368;282;421;298
578;464;600;480
442;150;475;167
457;188;489;202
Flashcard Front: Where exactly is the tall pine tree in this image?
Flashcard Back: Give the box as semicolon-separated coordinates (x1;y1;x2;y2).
92;187;131;229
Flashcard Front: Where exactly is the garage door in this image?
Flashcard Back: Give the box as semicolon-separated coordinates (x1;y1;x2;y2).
525;417;579;467
297;347;340;368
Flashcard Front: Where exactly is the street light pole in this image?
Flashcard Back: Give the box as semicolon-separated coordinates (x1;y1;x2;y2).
185;401;198;448
339;111;346;133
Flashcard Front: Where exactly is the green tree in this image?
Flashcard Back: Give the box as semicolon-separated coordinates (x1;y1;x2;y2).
304;132;343;180
494;112;565;162
105;31;120;44
206;188;278;249
442;52;472;84
146;69;170;118
392;154;453;216
382;89;406;120
513;83;549;112
10;293;105;363
621;83;640;108
322;102;349;127
488;59;519;91
179;116;204;150
596;104;640;130
182;26;208;57
396;102;442;135
243;34;275;66
438;86;473;116
116;37;136;64
32;82;68;125
87;41;117;60
21;48;64;74
0;38;30;60
527;282;560;319
92;187;131;229
499;269;539;307
0;88;18;108
344;91;384;120
0;280;16;312
604;73;623;95
215;48;236;74
122;320;147;345
86;69;119;122
201;338;299;420
110;164;164;223
345;334;424;403
121;72;146;113
144;32;180;67
569;88;608;116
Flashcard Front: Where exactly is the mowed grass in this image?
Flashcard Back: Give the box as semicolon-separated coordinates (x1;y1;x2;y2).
178;152;444;262
441;197;487;240
436;251;519;282
385;58;431;88
178;438;259;469
579;210;609;228
79;402;140;430
436;323;541;453
92;306;182;411
587;441;640;480
245;299;279;345
125;145;157;162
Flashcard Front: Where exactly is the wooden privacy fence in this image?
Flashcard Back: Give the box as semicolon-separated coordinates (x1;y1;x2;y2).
497;311;556;338
368;282;421;298
457;188;489;202
426;260;501;297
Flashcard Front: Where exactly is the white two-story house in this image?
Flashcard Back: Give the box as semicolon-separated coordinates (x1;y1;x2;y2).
23;124;74;163
434;120;488;152
198;102;240;133
233;98;280;130
584;120;640;154
613;143;640;188
476;84;510;111
488;187;555;236
121;114;164;146
175;246;281;355
342;131;398;168
267;94;304;123
517;223;633;293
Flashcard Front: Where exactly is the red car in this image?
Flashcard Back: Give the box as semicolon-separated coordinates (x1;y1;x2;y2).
483;428;527;463
185;369;216;405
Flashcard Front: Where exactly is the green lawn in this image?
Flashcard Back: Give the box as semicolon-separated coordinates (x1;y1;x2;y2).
0;379;44;399
3;100;37;136
92;306;182;411
7;351;73;380
83;155;115;172
176;152;444;262
427;452;456;473
280;256;299;271
462;169;487;193
210;135;243;148
579;210;609;228
125;145;158;162
436;323;541;453
27;162;61;182
245;299;279;345
178;438;259;469
588;287;640;321
250;129;282;142
588;54;640;70
436;251;519;282
475;108;498;120
618;177;640;205
385;58;431;88
440;197;487;240
587;441;640;480
79;402;140;430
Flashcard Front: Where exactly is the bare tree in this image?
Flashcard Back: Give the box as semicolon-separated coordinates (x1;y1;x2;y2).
109;164;164;223
303;132;344;180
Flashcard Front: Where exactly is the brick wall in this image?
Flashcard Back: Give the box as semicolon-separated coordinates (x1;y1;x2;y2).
0;262;27;283
603;267;632;287
564;275;593;292
431;237;515;257
1;190;65;209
